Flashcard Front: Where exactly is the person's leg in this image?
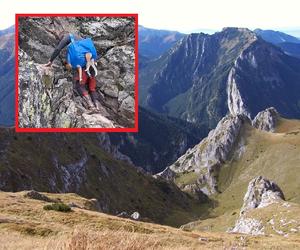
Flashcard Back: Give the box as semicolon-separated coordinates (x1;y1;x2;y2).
74;70;88;96
75;70;94;109
88;77;101;110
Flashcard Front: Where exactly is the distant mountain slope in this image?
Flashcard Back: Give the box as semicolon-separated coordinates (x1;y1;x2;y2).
275;42;300;58
0;29;15;126
254;29;300;44
254;29;300;58
138;25;185;59
0;25;14;36
140;28;300;130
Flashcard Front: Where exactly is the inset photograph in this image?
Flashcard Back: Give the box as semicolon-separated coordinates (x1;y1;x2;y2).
16;14;138;132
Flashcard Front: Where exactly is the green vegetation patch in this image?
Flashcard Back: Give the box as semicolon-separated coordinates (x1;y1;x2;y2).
175;171;199;186
43;203;72;213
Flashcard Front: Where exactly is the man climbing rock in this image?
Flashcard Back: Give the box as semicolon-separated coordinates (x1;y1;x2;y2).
45;31;100;111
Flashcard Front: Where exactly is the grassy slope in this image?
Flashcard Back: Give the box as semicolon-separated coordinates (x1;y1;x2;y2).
1;191;300;250
181;118;300;232
0;130;207;227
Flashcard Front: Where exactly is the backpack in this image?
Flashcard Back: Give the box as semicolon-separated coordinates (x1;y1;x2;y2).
67;34;97;69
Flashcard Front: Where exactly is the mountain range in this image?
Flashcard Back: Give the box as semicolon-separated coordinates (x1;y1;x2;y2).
140;27;300;132
255;28;300;58
0;24;300;247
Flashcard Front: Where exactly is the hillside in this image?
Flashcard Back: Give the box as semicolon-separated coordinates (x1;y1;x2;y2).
0;129;209;227
1;191;300;249
167;114;300;233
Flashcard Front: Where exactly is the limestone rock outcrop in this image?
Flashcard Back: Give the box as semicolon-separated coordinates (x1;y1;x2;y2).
240;176;285;215
230;176;285;235
252;107;279;132
162;114;249;194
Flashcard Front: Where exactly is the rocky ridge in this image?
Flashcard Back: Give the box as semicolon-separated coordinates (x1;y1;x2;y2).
18;17;135;128
158;107;286;196
159;114;249;195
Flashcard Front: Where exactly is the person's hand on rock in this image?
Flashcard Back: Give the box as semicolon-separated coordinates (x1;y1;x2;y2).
44;61;52;67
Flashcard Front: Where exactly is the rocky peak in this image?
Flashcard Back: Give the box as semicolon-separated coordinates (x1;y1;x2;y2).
220;27;257;38
227;66;251;118
221;27;253;33
240;176;285;215
252;107;279;132
163;114;250;194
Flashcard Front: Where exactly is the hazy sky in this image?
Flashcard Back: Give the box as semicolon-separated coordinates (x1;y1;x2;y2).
1;0;300;34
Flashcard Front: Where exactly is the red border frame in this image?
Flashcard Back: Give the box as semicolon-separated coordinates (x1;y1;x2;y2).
15;13;138;133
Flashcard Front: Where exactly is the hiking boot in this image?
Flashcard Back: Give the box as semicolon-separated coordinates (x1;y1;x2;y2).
83;95;95;110
93;100;102;111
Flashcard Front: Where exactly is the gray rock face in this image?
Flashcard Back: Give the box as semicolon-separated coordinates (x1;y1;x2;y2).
230;176;285;235
230;218;265;235
164;114;249;194
240;176;285;215
227;66;251;118
252;107;279;132
155;167;176;182
18;17;135;128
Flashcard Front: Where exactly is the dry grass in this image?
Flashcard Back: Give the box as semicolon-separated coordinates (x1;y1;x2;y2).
0;191;300;249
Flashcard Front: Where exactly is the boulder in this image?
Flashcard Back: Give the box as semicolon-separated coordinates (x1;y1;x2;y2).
117;211;130;218
240;176;285;215
230;176;285;235
130;211;141;220
230;218;265;235
252;107;279;132
83;198;102;211
24;190;55;202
